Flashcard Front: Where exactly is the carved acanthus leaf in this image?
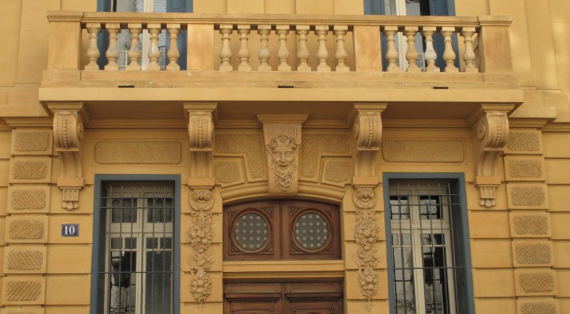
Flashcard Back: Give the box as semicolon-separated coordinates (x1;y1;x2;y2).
50;104;85;210
473;108;511;207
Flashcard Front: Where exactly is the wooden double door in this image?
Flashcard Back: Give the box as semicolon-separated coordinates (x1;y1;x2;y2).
224;282;343;314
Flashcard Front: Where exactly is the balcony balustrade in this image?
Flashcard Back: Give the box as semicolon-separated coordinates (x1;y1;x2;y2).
46;11;513;75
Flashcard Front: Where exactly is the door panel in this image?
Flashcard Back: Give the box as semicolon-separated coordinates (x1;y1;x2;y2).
225;282;342;314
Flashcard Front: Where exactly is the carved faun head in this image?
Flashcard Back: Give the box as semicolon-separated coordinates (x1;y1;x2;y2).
268;135;298;168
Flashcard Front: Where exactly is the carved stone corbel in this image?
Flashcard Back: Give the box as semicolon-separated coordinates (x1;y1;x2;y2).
257;114;308;196
471;104;515;207
350;103;387;177
185;103;217;185
48;103;85;210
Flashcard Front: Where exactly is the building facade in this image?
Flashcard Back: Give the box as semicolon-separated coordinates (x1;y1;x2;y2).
0;0;569;313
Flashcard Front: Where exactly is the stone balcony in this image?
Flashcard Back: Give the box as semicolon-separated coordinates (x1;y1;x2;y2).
39;11;523;128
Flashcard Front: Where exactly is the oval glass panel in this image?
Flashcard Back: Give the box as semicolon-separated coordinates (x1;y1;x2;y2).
294;212;329;250
233;212;269;251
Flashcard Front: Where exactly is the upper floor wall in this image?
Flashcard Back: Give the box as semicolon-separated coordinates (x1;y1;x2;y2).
0;0;569;124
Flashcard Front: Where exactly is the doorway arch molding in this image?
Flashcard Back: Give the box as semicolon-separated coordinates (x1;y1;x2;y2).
219;182;346;205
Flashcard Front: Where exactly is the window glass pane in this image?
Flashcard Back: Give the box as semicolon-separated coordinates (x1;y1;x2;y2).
420;196;443;220
233;212;269;251
111;198;137;223
147;198;174;223
294;212;329;250
390;196;410;220
145;251;172;314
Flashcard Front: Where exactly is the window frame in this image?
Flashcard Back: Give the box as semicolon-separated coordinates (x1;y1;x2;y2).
90;174;181;314
382;173;475;314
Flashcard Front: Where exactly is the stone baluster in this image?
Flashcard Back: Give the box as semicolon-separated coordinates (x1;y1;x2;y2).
237;25;251;72
383;26;401;72
85;23;101;71
276;25;291;71
296;25;311;72
126;24;142;71
147;24;162;71
421;26;439;72
334;25;349;72
219;25;233;72
462;27;477;73
166;24;180;71
404;26;421;72
315;26;330;72
441;27;458;72
105;23;120;71
258;25;272;72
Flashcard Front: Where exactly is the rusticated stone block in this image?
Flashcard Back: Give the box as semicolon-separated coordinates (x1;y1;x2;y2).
381;140;464;163
7;185;50;213
214;160;244;186
6;215;48;243
322;159;351;187
300;133;351;179
510;213;551;238
94;141;183;164
515;269;557;296
8;158;52;184
215;132;267;180
11;130;52;155
2;276;45;305
4;246;47;274
513;241;553;266
505;157;546;181
0;306;45;314
507;184;549;209
517;298;559;314
506;131;542;154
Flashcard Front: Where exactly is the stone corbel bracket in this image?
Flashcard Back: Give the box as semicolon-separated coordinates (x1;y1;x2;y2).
257;114;308;196
349;103;387;178
185;102;217;187
47;102;87;210
470;104;515;207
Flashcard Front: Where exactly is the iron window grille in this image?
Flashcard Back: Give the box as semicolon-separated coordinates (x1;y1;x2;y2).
384;175;474;314
91;178;180;314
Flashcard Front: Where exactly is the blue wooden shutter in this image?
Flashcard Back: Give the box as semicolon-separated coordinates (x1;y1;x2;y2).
167;0;192;70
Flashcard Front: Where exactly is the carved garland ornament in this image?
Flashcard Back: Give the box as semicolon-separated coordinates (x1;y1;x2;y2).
352;187;380;311
268;135;299;191
52;108;85;210
474;110;510;207
188;190;214;306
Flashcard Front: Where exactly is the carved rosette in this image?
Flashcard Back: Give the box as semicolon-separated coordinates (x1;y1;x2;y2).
473;108;511;207
268;135;299;191
353;187;379;310
188;189;215;306
51;105;85;210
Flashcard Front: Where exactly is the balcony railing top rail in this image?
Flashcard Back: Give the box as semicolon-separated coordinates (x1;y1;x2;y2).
46;11;513;74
